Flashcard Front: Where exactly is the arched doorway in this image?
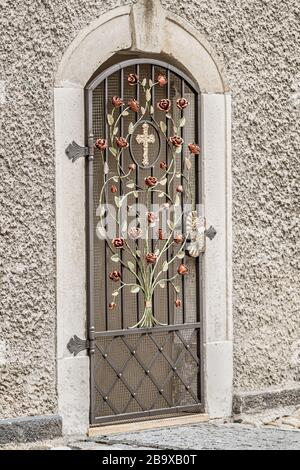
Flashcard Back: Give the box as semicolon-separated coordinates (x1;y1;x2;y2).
55;1;232;434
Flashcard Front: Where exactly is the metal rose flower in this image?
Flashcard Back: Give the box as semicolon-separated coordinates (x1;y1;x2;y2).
147;212;157;224
177;98;189;110
112;238;124;249
157;98;171;112
111;185;118;194
175;299;182;308
109;302;117;310
116;137;129;148
188;143;201;155
128;99;140;113
174;234;184;244
128;163;136;172
146;253;157;265
129;227;142;240
160;161;167;170
157;74;168;87
176;185;184;193
144;176;158;187
112;96;124;108
128;73;139;86
109;271;122;282
95;139;108;151
170;136;184;147
178;264;189;275
158;229;166;240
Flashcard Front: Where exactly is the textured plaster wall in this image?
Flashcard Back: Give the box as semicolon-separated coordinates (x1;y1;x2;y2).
163;0;300;392
0;0;299;418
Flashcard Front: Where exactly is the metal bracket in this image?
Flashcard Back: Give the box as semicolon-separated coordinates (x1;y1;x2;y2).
65;141;89;163
205;226;217;240
67;335;89;356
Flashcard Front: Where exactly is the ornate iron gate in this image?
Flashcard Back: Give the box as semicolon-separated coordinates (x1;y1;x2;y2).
85;59;204;425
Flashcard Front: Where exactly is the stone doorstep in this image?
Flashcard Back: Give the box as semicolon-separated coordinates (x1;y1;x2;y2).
0;415;62;445
88;413;210;437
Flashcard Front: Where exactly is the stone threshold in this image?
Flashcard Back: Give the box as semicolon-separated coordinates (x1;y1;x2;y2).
0;414;62;445
89;413;210;437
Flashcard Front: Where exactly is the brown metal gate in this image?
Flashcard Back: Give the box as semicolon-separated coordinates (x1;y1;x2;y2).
86;59;204;425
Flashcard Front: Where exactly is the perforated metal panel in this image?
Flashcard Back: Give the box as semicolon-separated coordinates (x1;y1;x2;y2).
86;59;204;425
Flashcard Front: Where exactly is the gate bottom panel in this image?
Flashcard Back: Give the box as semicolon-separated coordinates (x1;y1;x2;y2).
90;323;203;425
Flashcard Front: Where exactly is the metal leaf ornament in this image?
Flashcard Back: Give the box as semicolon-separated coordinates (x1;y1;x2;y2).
186;212;206;257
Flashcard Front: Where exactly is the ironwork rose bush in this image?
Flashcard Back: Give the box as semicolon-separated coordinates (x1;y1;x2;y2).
96;73;200;328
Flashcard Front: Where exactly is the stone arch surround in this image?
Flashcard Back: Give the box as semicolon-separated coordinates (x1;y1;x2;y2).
54;0;232;434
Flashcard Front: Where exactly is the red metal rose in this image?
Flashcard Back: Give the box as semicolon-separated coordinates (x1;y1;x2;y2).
176;185;184;193
147;212;157;224
158;229;166;240
95;139;108;151
175;299;182;308
188;143;201;155
177;98;189;110
170;136;184;147
157;74;168;87
146;253;157;265
145;176;158;187
128;163;136;171
178;264;188;275
157;98;171;112
160;161;167;170
112;238;124;249
116;137;129;148
112;96;124;108
128;163;136;172
128;99;140;113
128;227;142;240
174;234;184;244
128;73;139;86
111;185;118;193
109;271;121;282
109;302;117;310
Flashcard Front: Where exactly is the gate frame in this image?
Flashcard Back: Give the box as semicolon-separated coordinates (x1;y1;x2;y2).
86;58;204;425
54;0;233;435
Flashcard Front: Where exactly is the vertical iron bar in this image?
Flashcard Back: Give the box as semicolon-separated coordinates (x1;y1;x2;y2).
136;64;140;324
151;64;155;321
181;78;186;324
120;68;124;330
86;88;95;424
166;68;171;325
104;79;109;332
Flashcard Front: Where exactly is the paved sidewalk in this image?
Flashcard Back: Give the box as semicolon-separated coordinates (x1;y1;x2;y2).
86;423;300;451
1;422;300;450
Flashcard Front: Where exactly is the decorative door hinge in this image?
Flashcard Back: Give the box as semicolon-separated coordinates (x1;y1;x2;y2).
65;141;89;163
67;335;89;356
65;135;94;163
67;327;95;356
